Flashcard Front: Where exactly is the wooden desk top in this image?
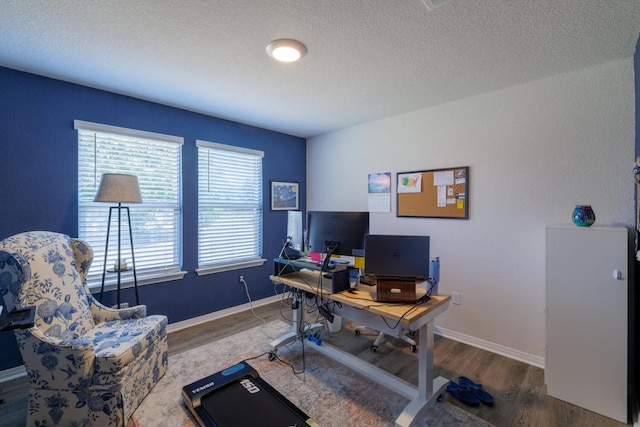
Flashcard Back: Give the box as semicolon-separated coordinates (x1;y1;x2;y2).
270;269;450;323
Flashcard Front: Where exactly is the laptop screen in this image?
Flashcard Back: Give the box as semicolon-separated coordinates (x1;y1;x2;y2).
364;234;430;279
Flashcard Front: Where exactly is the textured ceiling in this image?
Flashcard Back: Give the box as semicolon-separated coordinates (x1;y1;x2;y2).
0;0;638;138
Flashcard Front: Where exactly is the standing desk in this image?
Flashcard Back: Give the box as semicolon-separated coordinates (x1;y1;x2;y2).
269;265;451;427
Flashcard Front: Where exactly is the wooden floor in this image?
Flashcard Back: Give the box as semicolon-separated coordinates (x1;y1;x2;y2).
1;301;631;427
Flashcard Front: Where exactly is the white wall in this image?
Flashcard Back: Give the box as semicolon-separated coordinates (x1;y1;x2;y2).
306;58;635;364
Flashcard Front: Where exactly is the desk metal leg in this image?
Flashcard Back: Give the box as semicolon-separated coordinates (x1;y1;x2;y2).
303;312;448;427
270;290;325;351
395;319;449;427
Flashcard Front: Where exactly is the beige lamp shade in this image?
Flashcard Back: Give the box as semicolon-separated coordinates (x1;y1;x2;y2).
94;173;142;203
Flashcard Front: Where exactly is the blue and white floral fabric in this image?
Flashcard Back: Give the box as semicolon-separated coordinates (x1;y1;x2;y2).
0;231;168;426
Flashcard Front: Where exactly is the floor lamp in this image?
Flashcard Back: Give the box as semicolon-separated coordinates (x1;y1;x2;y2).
94;173;142;308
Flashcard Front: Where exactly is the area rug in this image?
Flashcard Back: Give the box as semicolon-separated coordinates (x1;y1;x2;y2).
130;320;492;426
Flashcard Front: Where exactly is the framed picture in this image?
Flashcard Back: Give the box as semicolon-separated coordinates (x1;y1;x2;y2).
271;181;299;211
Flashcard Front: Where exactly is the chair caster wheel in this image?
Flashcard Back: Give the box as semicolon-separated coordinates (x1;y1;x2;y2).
355;329;361;336
268;352;277;361
370;345;378;353
410;345;417;353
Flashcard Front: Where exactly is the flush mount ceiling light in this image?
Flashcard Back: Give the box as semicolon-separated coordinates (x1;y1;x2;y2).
266;39;307;63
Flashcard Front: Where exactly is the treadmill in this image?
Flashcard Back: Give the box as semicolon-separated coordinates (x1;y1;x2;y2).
182;361;319;427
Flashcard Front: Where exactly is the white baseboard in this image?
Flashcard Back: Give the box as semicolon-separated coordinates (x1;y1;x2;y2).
0;365;26;383
434;325;545;369
166;295;281;334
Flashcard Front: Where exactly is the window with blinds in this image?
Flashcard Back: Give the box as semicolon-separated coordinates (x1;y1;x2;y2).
196;140;265;274
75;120;185;289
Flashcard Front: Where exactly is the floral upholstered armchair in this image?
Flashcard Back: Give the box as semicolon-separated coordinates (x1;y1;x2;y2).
0;231;168;426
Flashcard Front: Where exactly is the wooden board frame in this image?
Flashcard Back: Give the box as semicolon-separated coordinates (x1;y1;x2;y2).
396;166;469;219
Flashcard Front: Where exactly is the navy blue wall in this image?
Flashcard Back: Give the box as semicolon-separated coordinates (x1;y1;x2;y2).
0;67;306;370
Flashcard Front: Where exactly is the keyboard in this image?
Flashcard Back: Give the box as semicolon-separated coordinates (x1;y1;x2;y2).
359;276;375;286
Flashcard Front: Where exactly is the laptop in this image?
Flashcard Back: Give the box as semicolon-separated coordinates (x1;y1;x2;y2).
364;234;430;303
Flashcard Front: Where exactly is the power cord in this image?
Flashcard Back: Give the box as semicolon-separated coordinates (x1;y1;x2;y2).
239;283;308;375
276;257;296;276
278;286;295;323
239;276;272;339
425;278;438;296
380;297;430;330
242;348;307;376
278;235;292;258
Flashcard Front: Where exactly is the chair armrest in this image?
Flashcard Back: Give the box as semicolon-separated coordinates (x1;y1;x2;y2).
25;326;95;354
92;303;147;323
15;327;96;387
85;287;147;322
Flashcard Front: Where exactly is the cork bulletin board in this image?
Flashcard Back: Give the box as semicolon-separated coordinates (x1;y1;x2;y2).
396;166;469;219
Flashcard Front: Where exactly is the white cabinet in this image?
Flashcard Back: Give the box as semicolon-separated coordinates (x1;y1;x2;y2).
545;226;629;423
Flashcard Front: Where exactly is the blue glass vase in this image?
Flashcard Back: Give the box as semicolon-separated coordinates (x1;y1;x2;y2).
572;205;595;227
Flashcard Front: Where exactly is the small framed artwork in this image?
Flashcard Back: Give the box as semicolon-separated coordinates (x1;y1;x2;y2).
271;181;300;211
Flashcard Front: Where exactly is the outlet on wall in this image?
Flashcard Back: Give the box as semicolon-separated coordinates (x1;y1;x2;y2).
452;291;461;305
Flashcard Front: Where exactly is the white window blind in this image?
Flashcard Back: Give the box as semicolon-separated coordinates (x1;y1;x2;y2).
76;120;185;288
196;140;265;274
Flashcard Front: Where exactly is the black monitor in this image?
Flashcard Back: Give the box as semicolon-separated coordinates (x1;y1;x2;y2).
286;211;304;253
306;211;369;257
364;234;430;279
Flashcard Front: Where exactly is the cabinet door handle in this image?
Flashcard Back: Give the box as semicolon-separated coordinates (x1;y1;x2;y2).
613;270;623;280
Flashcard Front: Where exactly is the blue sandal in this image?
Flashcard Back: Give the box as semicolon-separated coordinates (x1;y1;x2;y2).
459;376;494;406
446;381;480;406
